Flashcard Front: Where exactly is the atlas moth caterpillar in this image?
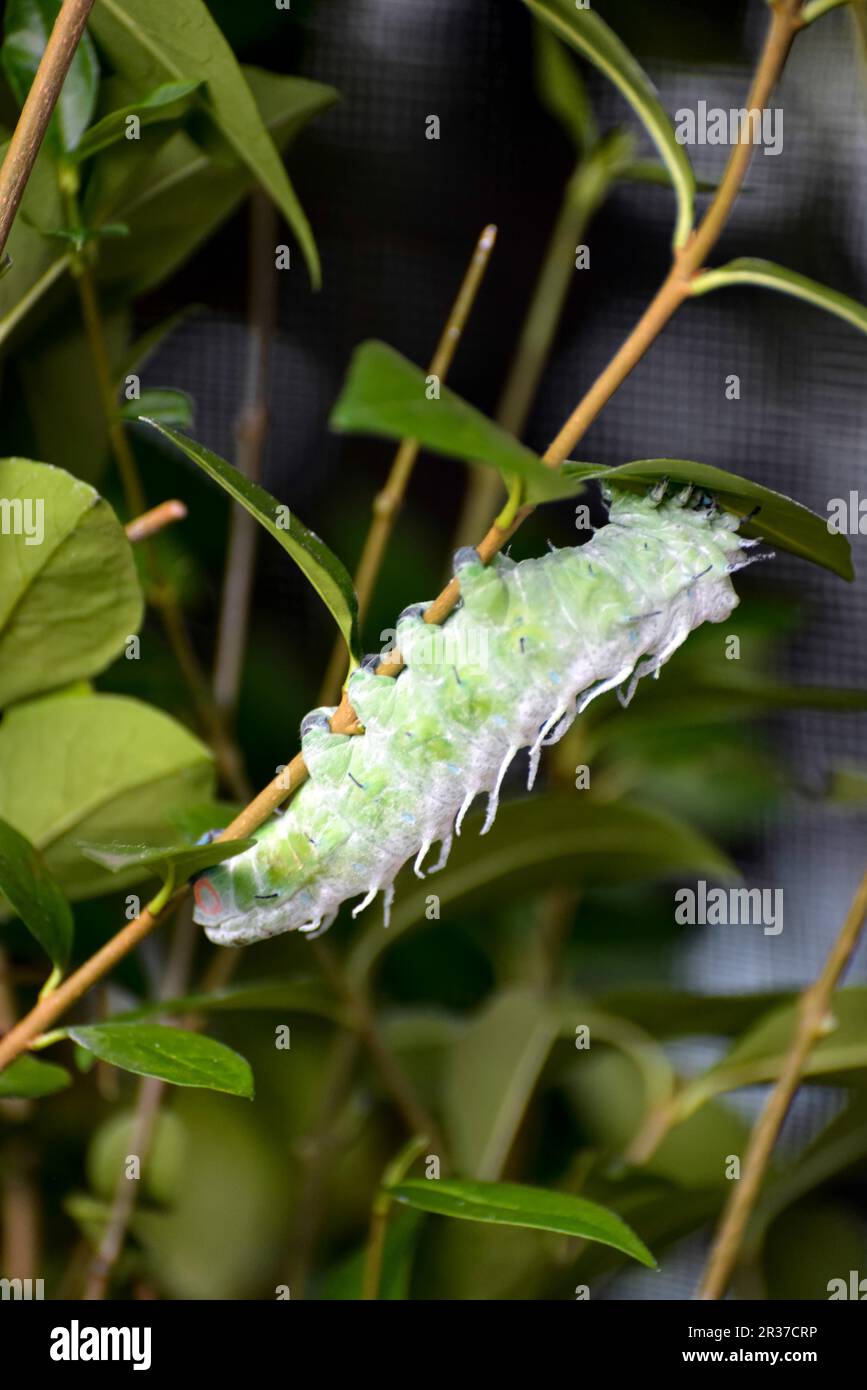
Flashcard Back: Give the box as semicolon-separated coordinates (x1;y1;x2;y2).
193;481;767;946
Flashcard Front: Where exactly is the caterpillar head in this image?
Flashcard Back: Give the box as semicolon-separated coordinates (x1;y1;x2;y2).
192;821;335;945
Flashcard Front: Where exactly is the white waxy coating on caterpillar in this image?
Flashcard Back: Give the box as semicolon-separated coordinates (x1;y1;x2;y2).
193;484;762;945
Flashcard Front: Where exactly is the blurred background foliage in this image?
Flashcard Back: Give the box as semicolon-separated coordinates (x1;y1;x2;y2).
0;0;866;1301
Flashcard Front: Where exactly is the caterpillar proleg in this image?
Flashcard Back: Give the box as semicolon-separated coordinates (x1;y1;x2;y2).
193;483;764;945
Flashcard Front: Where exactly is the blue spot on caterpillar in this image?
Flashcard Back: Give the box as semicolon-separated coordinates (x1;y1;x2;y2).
193;483;769;945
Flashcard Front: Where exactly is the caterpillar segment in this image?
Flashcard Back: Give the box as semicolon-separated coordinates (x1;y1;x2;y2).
193;483;765;945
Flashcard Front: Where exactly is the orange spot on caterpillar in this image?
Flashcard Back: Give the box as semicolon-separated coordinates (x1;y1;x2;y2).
194;878;222;916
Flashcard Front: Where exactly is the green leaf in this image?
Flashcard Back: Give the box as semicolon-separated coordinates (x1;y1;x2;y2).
0;139;69;353
523;0;695;247
349;793;735;980
2;0;99;153
677;988;867;1117
15;307;129;486
596;987;793;1040
0;1053;71;1099
88;67;336;297
533;22;596;153
90;0;323;284
443;989;561;1180
146;421;361;664
318;1209;422;1300
757;1090;867;1237
331;349;847;574
112;977;347;1026
119;387;193;427
619;160;720;195
0;691;214;900
803;0;856;28
691;258;867;339
330;341;572;505
115;304;201;386
826;765;867;804
389;1177;656;1268
67;1021;254;1096
0;816;72;967
0;459;144;707
568;458;854;581
72;78;202;161
75;836;254;884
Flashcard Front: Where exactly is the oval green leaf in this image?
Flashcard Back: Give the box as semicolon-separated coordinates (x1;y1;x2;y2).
0;691;213;900
88;67;336;297
112;976;347;1026
145;421;361;664
533;22;596;153
119;387;193;427
0;1053;72;1099
2;0;99;153
443;989;561;1180
523;0;695;246
678;988;867;1118
388;1177;656;1268
75;836;254;883
67;1021;254;1096
90;0;323;285
0;816;72;967
0;459;144;708
331;341;570;504
72;78;202;162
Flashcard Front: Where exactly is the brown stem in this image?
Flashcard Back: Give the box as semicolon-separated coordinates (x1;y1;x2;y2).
0;0;96;258
319;224;498;705
80;901;199;1299
1;1140;40;1283
544;0;803;462
284;1029;360;1297
697;865;867;1300
81;1074;163;1299
74;257;251;800
213;192;278;718
125;499;188;544
312;940;444;1148
0;898;179;1072
454;149;616;550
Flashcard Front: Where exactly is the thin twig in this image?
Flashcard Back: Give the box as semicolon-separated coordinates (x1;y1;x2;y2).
80;197;277;1296
81;1074;163;1299
81;900;200;1299
311;939;443;1148
0;0;805;1077
285;1029;361;1298
697;864;867;1300
0;0;96;258
213;192;278;718
1;1139;39;1284
125;499;188;544
454;149;616;549
360;1134;429;1300
73;253;251;800
319;223;498;705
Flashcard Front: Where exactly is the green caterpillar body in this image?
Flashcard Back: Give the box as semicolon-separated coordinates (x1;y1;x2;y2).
193;485;759;944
